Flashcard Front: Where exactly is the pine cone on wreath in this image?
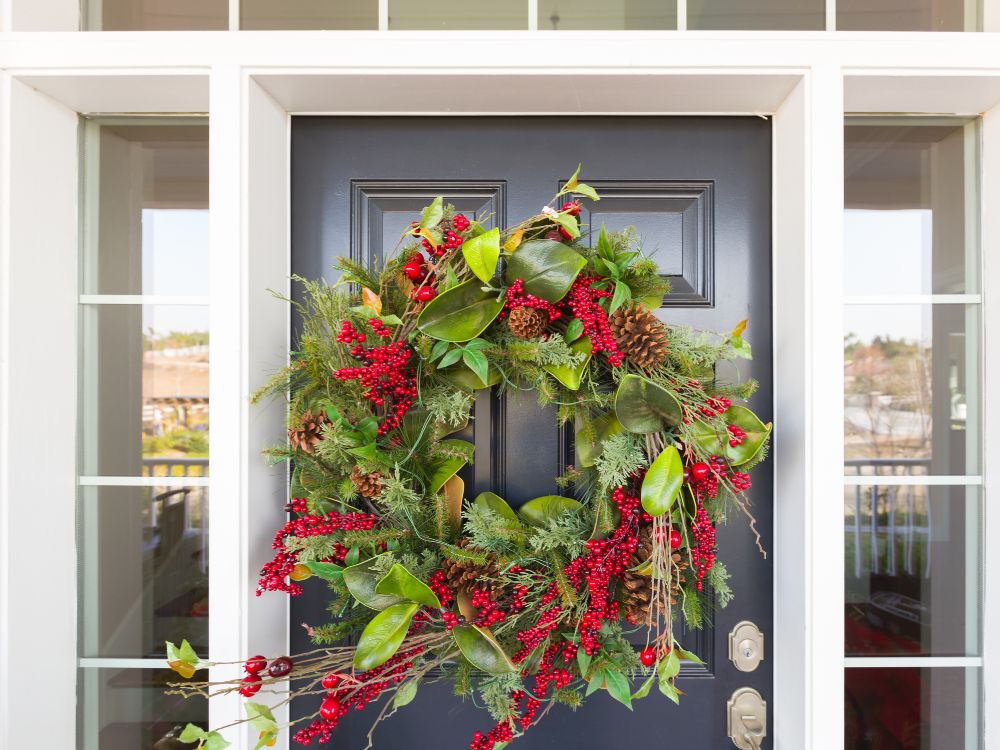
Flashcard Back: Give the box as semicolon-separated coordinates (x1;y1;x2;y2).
288;409;330;455
507;305;548;339
609;304;669;370
621;527;689;623
441;538;502;599
350;466;385;499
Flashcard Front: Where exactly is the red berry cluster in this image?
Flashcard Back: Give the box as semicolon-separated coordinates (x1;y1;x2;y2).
731;471;752;492
564;275;624;366
512;602;562;664
686;456;726;500
470;588;507;628
690;504;717;590
502;278;562;323
682;394;733;424
292;646;424;746
427;569;455;607
453;214;471;232
727;424;747;447
334;340;417;435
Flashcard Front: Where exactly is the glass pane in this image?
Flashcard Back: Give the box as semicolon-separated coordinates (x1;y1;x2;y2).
82;123;210;296
844;304;979;476
845;122;979;295
844;485;980;657
845;668;980;749
687;0;824;29
80;486;209;658
80;305;210;477
241;0;378;29
838;0;974;31
79;667;208;748
388;0;527;29
538;0;676;29
86;0;226;30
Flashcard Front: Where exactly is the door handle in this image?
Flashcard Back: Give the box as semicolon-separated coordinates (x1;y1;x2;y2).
727;687;767;749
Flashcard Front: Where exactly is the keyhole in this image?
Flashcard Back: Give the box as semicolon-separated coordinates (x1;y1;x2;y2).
744;646;754;659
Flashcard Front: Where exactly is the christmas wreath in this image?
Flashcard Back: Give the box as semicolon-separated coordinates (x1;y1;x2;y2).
167;168;771;750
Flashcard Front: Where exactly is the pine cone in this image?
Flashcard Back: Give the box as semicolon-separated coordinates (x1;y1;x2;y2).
609;305;668;370
441;538;502;599
621;527;688;624
350;467;384;498
507;305;548;339
288;409;330;454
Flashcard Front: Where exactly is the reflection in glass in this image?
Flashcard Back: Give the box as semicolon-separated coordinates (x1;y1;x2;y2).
82;122;210;296
844;305;978;476
241;0;378;29
687;0;823;29
80;305;210;477
845;122;979;295
79;668;208;748
844;486;979;657
85;0;226;31
80;486;209;658
845;668;980;749
838;0;973;30
389;0;527;29
537;0;676;29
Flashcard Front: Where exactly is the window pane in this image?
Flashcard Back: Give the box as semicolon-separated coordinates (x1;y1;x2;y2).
241;0;378;29
388;0;527;29
537;0;676;29
85;0;226;30
844;485;980;657
845;668;980;749
687;0;824;29
80;305;210;477
838;0;974;30
845;122;979;295
844;304;979;476
82;123;209;296
80;486;209;658
79;668;208;748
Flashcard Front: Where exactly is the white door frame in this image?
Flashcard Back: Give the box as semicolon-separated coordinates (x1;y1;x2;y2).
2;35;1000;750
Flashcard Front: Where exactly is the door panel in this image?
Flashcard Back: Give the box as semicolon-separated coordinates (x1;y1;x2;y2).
290;116;773;748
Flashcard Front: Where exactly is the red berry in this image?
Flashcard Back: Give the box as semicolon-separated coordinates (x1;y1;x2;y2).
669;529;682;549
562;200;581;216
640;647;657;667
558;226;573;242
239;673;262;696
319;695;341;721
416;286;437;302
321;674;341;690
267;656;293;678
244;655;267;674
404;259;424;280
690;462;710;482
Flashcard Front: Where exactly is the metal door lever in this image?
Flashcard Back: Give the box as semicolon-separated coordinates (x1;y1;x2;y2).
727;688;767;749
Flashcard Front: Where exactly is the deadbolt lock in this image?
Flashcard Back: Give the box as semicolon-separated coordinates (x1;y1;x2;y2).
727;687;767;750
728;620;765;672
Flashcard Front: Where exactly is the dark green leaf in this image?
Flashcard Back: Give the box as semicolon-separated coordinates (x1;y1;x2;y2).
305;561;343;582
354;601;419;670
438;348;463;369
564;317;584;343
609;281;631;314
574;411;624;468
614;375;683;434
417;280;505;342
420;197;444;229
463;349;490;386
603;669;633;710
343;555;405;610
452;626;517;674
474;492;522;525
461;228;501;283
640;445;684;517
518;495;584;526
504;240;587;302
543;336;592;391
593;257;618;279
596;225;614;260
424;439;474;494
375;563;442;608
344;547;360;566
439;363;501;391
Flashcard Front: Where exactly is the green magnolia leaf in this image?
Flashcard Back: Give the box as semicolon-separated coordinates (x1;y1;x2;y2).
461;228;501;283
640;445;684;516
245;703;277;733
420;196;444;229
658;649;681;681
354;601;419;671
550;211;581;239
565;317;584;342
543;337;592;391
474;492;521;525
439;363;501;391
603;669;633;710
343;555;405;610
438;348;463;369
504;240;587;302
452;625;517;674
689;405;772;466
518;495;584;526
417;280;505;342
424;439;474;494
375;563;442;609
463;349;490;385
609;280;631;314
305;561;343;582
394;679;420;708
614;375;683;434
574;411;623;468
179;724;208;743
632;673;656;700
